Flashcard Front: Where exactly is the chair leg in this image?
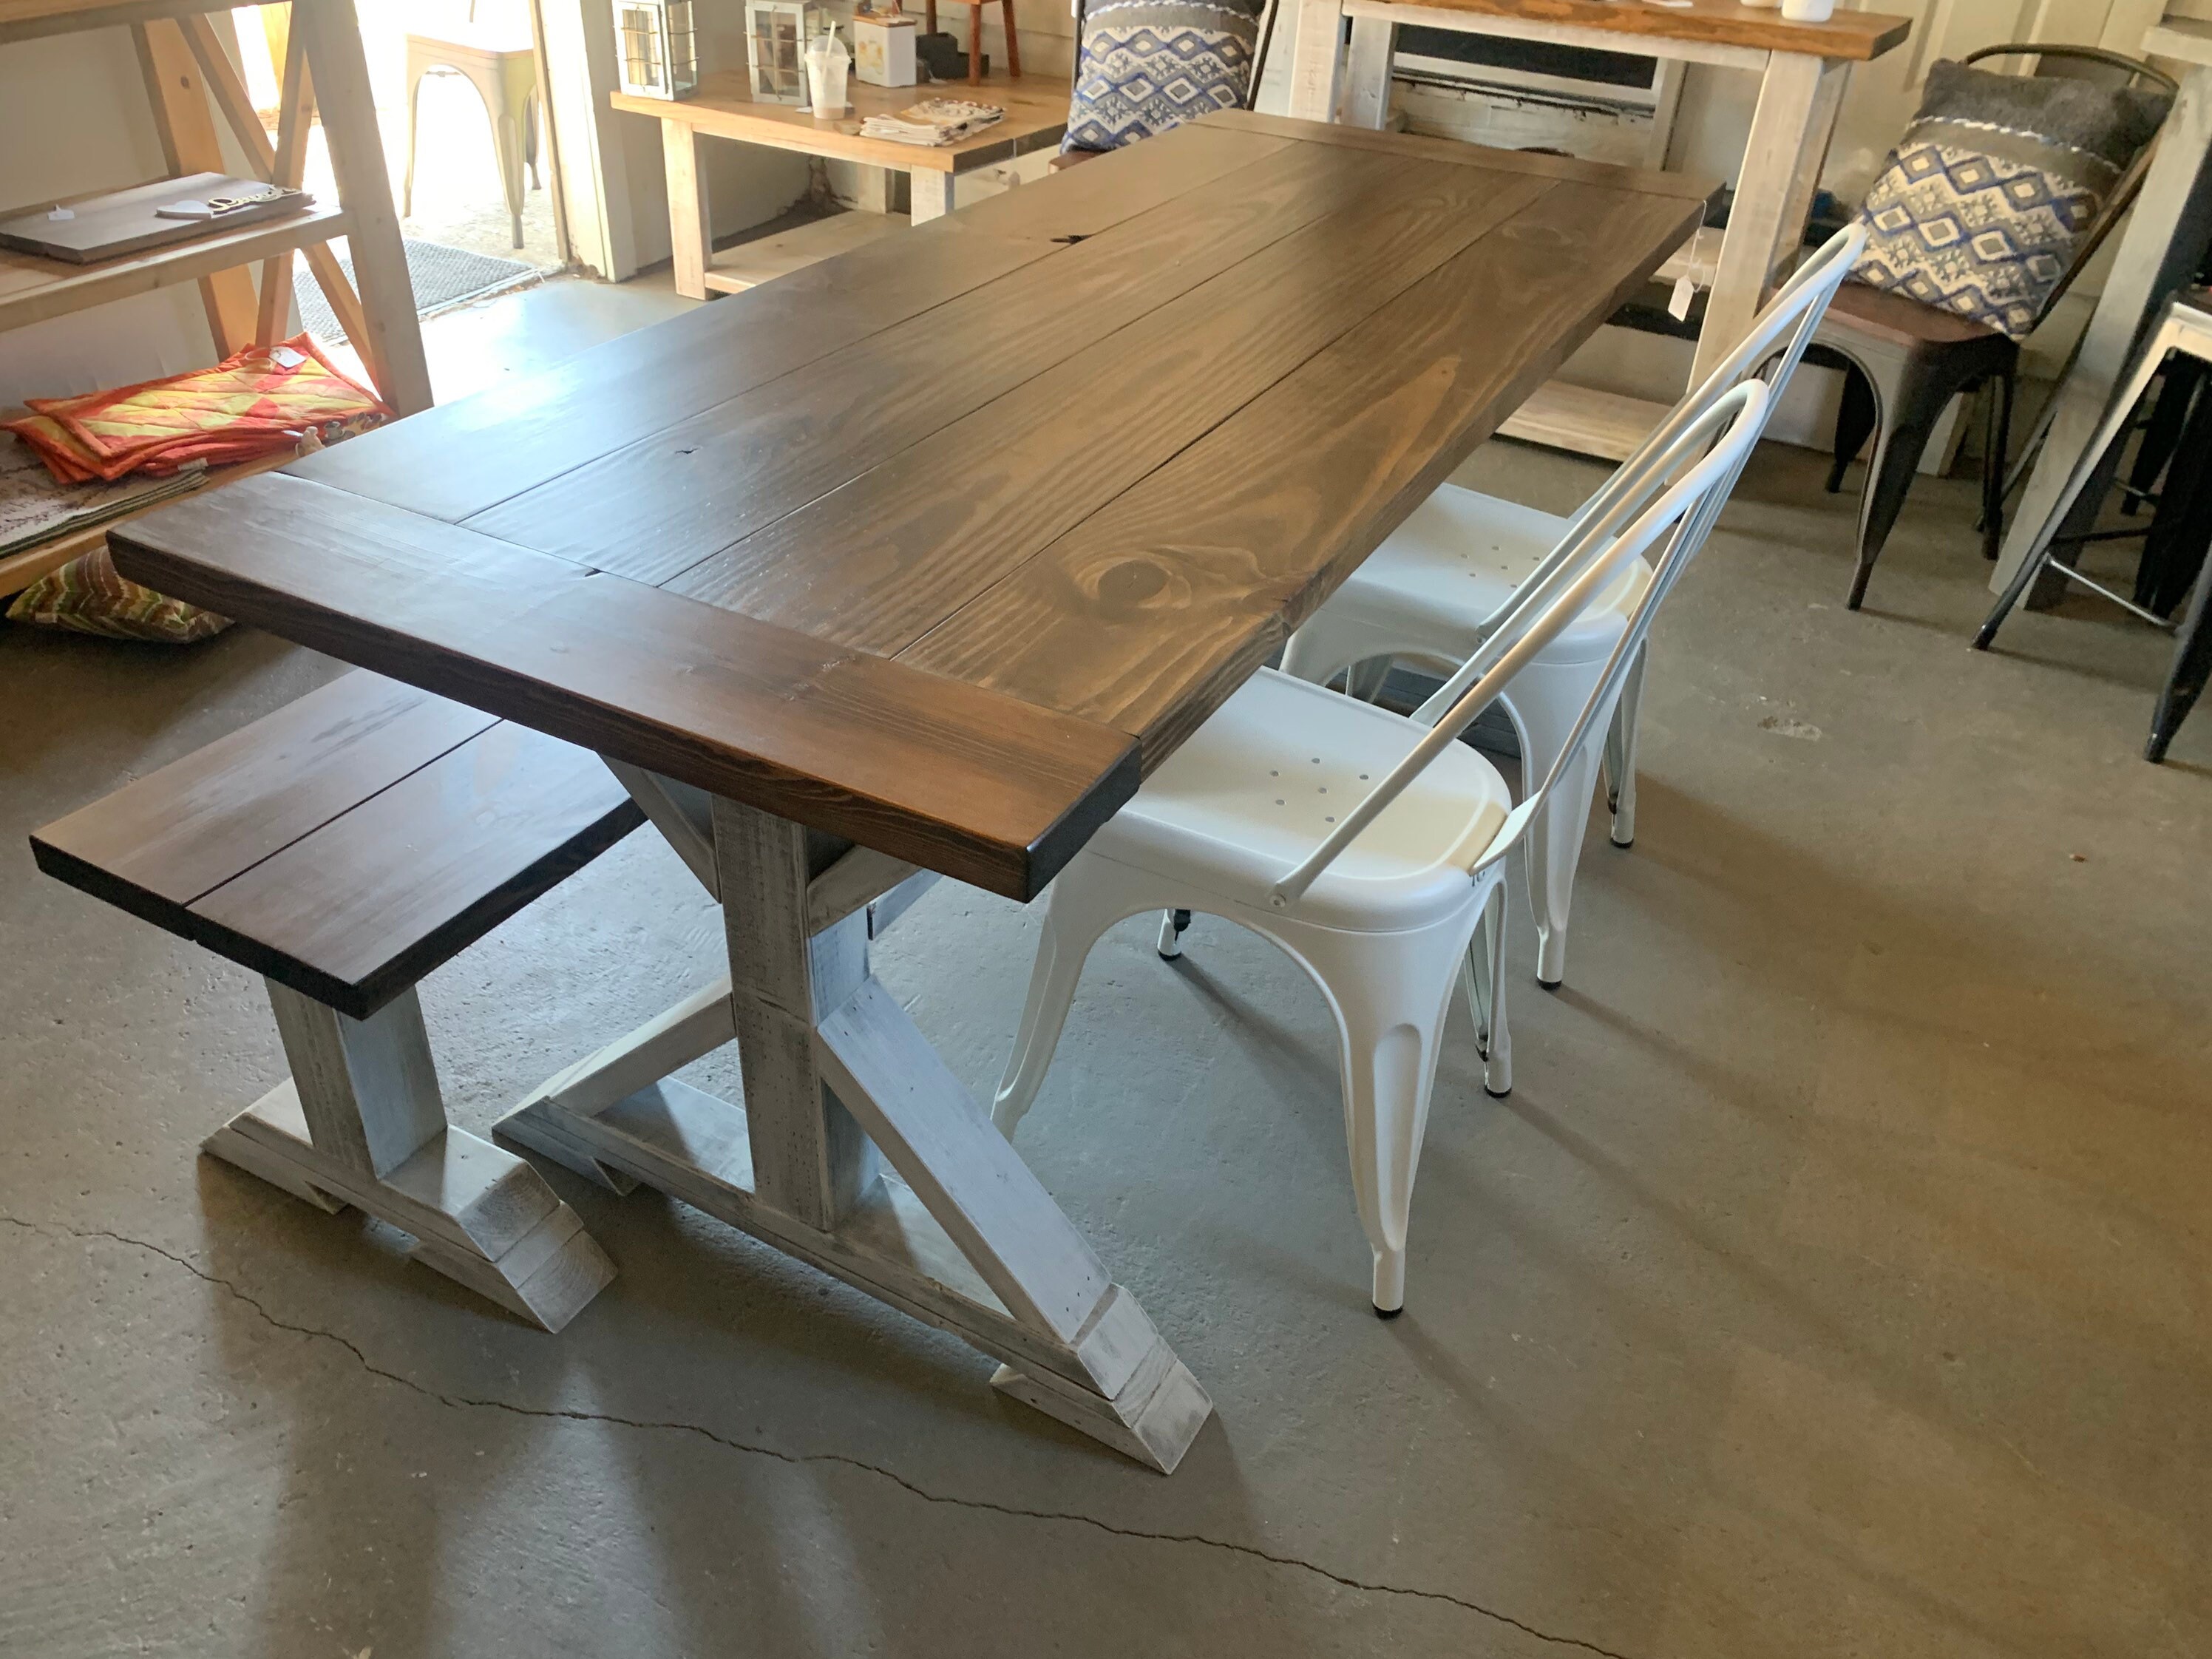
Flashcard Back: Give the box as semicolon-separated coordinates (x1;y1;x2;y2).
480;66;527;250
1459;878;1511;1098
1977;372;2015;561
1846;362;1956;610
402;68;424;217
1288;906;1476;1315
1604;641;1646;849
2139;379;2212;615
1828;362;1876;495
2126;357;2202;514
1156;908;1191;959
1279;611;1374;691
1346;656;1394;702
1000;0;1020;76
1978;328;2178;650
1495;667;1605;988
1526;743;1601;988
992;860;1148;1136
2148;565;2212;762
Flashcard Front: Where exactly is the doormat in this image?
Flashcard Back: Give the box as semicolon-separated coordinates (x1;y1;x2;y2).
296;239;539;343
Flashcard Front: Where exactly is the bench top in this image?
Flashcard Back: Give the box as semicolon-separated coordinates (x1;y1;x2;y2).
32;671;642;1019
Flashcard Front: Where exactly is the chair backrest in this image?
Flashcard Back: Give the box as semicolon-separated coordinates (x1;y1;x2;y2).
1267;379;1771;910
1446;222;1865;664
1961;43;2176;98
1958;44;2177;328
1068;0;1277;115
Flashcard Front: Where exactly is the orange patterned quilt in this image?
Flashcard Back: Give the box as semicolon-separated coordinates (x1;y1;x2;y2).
2;334;390;484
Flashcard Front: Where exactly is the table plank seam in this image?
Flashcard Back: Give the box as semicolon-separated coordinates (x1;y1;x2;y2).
34;717;501;923
880;180;1573;685
892;180;1706;756
453;139;1402;552
642;152;1546;600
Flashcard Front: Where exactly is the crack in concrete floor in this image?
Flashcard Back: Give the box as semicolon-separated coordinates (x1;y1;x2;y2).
5;1211;1633;1659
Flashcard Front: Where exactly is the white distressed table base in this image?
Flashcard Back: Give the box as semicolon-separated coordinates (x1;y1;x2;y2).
494;781;1214;1473
501;1074;1208;1468
207;1073;614;1334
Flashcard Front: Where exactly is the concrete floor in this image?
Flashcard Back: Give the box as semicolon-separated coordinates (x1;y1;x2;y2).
2;274;2208;1659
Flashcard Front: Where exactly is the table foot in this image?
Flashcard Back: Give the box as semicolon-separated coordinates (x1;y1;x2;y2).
495;1061;1212;1467
991;1340;1211;1473
208;1081;615;1332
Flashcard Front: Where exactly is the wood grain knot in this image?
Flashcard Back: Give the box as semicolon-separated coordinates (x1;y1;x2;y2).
1089;556;1184;617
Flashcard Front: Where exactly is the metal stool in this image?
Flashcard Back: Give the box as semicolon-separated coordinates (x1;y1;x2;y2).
1977;289;2212;762
403;19;541;249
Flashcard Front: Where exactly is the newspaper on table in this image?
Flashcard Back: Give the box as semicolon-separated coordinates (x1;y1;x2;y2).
857;98;1004;146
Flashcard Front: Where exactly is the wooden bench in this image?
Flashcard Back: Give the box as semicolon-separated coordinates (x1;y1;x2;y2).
32;670;645;1332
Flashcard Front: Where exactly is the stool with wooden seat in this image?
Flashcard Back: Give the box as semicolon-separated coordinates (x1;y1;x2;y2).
31;671;642;1331
926;0;1017;83
403;20;541;248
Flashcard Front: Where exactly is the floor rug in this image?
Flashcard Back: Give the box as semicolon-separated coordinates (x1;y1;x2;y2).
296;239;538;343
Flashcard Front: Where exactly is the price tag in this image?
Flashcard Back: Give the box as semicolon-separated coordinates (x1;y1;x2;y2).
1669;275;1697;321
271;346;306;369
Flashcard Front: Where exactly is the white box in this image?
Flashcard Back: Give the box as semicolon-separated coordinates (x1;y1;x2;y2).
852;12;917;87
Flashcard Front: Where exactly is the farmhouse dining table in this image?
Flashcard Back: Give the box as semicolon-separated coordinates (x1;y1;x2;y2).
112;109;1711;1474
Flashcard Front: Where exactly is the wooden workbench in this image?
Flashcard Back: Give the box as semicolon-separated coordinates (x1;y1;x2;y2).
1288;0;1909;459
615;69;1068;299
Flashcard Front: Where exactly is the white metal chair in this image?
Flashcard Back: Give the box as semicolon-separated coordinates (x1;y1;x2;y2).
1257;223;1866;988
992;381;1770;1315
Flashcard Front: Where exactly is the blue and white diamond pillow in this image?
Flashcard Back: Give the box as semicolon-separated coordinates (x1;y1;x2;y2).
1065;0;1257;154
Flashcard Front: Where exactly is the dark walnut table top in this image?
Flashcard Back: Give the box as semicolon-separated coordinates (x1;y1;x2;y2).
113;111;1711;902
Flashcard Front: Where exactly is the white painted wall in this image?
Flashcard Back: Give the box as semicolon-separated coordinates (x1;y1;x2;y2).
0;27;255;407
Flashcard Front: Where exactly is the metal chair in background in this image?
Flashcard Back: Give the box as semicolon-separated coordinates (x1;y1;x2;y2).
991;383;1769;1317
1976;289;2212;763
1236;225;1863;989
1809;44;2177;611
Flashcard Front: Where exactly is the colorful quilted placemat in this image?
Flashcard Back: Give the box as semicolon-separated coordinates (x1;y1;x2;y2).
3;335;390;484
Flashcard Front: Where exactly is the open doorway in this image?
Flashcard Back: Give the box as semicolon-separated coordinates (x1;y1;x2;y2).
228;0;569;348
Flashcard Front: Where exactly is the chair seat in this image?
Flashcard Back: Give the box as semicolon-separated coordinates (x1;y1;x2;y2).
1819;278;2007;350
1331;484;1651;666
1085;668;1513;932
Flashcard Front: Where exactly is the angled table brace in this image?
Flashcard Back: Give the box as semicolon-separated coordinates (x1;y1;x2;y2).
498;777;1212;1472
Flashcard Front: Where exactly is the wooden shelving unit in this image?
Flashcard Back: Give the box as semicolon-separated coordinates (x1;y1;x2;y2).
0;203;350;333
0;447;294;595
0;0;430;597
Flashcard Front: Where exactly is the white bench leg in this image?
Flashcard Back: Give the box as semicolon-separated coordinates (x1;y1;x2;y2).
204;981;615;1333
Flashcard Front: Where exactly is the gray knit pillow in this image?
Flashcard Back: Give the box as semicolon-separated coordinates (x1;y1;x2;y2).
1851;61;2172;338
